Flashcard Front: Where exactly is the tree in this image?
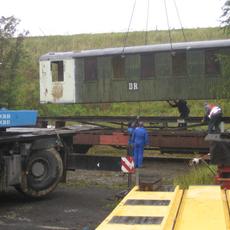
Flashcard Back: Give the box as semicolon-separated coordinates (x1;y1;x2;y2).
215;1;230;98
0;16;28;108
221;0;230;33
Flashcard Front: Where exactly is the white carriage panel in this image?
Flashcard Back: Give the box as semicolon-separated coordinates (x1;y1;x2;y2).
40;60;52;103
61;59;76;103
40;59;76;103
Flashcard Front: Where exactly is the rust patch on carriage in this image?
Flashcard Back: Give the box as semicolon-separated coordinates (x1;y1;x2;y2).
52;83;63;101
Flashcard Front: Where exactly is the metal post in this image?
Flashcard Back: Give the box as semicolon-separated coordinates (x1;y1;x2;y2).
220;122;224;133
128;173;132;190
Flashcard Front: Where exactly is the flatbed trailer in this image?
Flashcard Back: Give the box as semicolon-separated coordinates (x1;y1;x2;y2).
73;129;209;154
0;121;210;198
40;115;226;154
0;113;225;198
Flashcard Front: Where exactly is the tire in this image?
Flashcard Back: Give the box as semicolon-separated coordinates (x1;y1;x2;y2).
15;148;63;198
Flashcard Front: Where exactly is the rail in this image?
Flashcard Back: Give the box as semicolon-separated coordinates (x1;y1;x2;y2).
38;116;230;130
38;115;230;123
67;154;189;171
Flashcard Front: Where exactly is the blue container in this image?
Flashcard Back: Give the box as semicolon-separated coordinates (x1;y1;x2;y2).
0;109;38;127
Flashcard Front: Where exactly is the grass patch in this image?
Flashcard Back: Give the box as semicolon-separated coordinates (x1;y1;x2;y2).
88;145;126;156
173;165;216;189
64;179;128;190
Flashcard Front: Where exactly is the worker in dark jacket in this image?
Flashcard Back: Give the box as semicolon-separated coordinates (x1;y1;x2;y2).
167;99;190;127
127;117;140;155
168;99;190;119
127;121;135;156
131;121;148;168
204;103;222;133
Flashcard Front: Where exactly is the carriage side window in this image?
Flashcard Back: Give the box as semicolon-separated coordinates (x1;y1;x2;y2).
112;55;125;79
155;52;171;77
205;50;220;75
84;57;97;81
187;50;204;76
51;61;64;82
141;53;155;78
172;52;187;76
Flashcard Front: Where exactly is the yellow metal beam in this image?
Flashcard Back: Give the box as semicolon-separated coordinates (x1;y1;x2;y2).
174;186;230;230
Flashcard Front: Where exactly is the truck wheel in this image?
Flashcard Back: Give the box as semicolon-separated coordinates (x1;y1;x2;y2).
16;148;63;198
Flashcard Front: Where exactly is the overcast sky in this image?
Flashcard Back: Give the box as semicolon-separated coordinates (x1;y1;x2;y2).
1;0;226;36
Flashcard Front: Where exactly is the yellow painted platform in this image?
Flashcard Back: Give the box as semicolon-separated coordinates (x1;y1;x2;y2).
174;186;230;230
96;186;230;230
96;186;183;230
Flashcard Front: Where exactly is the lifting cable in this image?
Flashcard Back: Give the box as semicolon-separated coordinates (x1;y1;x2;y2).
122;0;137;57
144;0;150;45
173;0;187;42
163;0;173;52
164;0;187;48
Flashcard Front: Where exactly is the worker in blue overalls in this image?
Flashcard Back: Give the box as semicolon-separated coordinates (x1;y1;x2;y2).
131;121;148;168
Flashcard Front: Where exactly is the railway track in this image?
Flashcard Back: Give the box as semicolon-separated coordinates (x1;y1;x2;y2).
67;154;191;171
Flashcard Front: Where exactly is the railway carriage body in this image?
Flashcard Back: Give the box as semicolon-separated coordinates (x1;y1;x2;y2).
39;39;230;104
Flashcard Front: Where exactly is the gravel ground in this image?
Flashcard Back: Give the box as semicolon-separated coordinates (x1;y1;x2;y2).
0;161;190;230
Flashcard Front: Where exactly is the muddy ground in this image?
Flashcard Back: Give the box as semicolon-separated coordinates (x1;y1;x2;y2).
0;161;190;230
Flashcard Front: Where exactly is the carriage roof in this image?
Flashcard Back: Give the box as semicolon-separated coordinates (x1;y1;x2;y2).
40;39;230;61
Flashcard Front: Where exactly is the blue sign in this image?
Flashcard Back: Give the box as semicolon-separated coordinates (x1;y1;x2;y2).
0;109;38;127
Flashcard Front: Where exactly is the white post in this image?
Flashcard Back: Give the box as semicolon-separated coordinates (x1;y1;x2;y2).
220;122;224;133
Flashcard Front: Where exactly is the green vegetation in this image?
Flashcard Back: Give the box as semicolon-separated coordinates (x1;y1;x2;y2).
173;165;216;189
36;99;230;118
0;16;29;108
